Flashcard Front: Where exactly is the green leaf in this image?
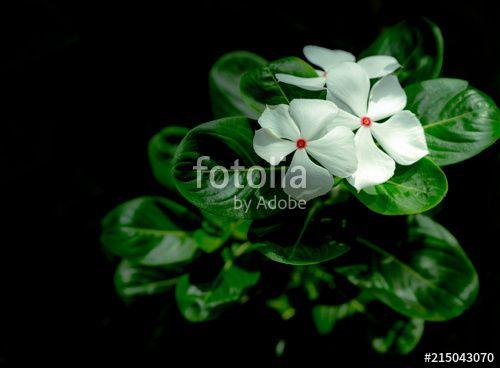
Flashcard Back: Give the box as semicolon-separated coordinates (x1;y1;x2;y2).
149;126;190;190
372;318;424;355
101;197;200;266
360;18;443;84
114;260;181;301
249;202;350;265
288;265;335;300
312;306;337;335
350;157;448;215
175;244;260;322
275;339;286;358
337;215;479;321
240;56;324;115
172;116;288;219
312;295;369;335
209;51;268;119
406;78;500;166
194;212;251;253
266;295;296;320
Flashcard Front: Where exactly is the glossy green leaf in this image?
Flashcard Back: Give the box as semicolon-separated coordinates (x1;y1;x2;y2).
149;126;190;190
209;51;268;119
249;202;350;265
337;215;479;321
172;116;288;219
360;18;443;84
114;260;181;301
175;245;260;322
406;78;500;166
101;197;200;266
372;318;424;355
240;56;324;115
350;158;448;215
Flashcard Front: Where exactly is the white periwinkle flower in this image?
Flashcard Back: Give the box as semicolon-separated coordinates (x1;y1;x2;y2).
253;99;358;201
275;45;401;91
325;62;428;191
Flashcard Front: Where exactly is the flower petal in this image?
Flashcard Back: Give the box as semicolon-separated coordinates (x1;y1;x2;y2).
328;110;361;132
367;75;406;121
325;91;361;131
253;128;297;165
284;149;334;201
326;89;356;115
347;127;395;191
371;110;429;165
288;99;338;140
258;104;300;140
326;62;369;117
357;55;401;79
303;45;355;71
307;126;358;178
275;73;326;91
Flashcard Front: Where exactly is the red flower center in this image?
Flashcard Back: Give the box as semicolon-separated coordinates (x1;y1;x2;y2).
361;116;372;126
296;138;307;149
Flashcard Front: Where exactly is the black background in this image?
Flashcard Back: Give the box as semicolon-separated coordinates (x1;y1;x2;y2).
2;1;499;366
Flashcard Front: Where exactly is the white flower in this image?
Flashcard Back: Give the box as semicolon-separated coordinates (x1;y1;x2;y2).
275;45;401;91
253;99;358;201
325;62;428;191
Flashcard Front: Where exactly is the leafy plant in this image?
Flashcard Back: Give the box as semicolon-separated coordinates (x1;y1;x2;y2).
101;18;499;357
